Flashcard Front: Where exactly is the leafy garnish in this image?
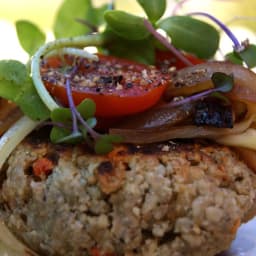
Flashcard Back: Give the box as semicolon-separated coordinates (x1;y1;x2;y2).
143;19;192;66
76;97;96;119
167;72;234;108
211;72;234;93
103;28;155;64
48;74;122;153
50;101;95;144
104;10;150;40
16;79;50;120
0;60;50;120
0;60;27;85
51;107;72;122
50;103;122;154
15;20;46;56
137;0;166;23
225;52;244;65
88;3;110;29
188;12;242;52
237;43;256;68
53;0;94;38
15;0;225;65
94;134;123;155
188;12;256;68
50;125;74;144
157;15;220;58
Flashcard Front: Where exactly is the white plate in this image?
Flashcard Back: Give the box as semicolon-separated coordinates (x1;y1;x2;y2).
218;217;256;256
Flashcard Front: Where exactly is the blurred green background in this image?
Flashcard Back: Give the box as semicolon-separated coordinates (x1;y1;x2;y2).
0;0;255;30
0;0;145;30
0;0;255;61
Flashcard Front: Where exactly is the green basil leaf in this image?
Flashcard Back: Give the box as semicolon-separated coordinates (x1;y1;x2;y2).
15;20;46;56
211;72;234;93
94;139;113;155
76;3;109;32
137;0;166;23
50;127;82;144
225;51;243;65
90;3;109;27
104;10;150;40
102;28;155;64
0;60;50;120
94;134;123;154
238;44;256;68
57;132;83;144
77;98;96;119
86;117;97;128
157;15;220;58
0;60;26;106
0;79;21;102
50;126;70;143
0;60;28;85
51;107;72;122
79;126;88;139
54;0;93;38
16;79;50;120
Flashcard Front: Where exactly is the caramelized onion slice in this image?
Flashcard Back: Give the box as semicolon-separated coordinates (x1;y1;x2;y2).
234;147;256;173
115;103;195;129
165;61;256;104
110;114;255;144
216;128;256;150
111;62;256;145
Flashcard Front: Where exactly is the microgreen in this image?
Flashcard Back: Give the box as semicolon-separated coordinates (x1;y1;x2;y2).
234;43;256;68
225;52;244;66
75;3;110;33
50;107;80;144
49;75;122;154
188;12;243;52
143;19;193;66
103;28;155;64
54;0;94;38
104;10;150;40
137;0;166;23
211;72;234;92
0;60;50;120
15;0;228;65
15;20;46;56
157;15;220;59
167;72;234;108
94;134;123;155
188;12;256;68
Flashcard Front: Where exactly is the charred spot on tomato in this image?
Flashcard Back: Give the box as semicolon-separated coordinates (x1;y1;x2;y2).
98;75;123;85
95;87;102;93
194;98;234;128
99;76;113;84
125;82;133;88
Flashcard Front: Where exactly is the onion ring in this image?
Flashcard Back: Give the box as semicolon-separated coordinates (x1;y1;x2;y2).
165;61;256;105
111;62;256;144
110;114;255;144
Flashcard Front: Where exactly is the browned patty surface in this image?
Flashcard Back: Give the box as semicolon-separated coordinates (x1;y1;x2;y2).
0;135;256;256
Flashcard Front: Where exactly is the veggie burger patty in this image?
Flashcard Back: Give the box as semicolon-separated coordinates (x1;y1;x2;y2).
0;132;256;256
